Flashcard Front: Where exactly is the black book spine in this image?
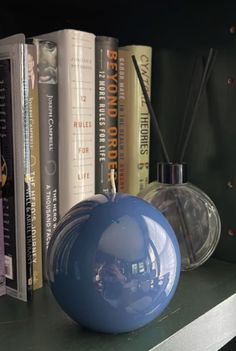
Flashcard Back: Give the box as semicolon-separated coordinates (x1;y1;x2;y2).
95;36;119;194
0;59;18;293
0;143;5;296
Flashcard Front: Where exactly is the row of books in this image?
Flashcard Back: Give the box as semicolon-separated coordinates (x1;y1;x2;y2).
0;34;58;301
0;29;153;302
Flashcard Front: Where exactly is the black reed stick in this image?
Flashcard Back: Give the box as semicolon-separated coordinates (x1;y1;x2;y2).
175;55;202;162
131;55;170;163
179;48;217;163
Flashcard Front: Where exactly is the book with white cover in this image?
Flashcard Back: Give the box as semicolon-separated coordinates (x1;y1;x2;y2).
37;29;95;217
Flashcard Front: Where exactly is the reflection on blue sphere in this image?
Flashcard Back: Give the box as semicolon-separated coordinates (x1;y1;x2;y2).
47;193;181;334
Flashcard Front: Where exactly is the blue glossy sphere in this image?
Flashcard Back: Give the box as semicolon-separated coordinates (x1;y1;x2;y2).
47;193;181;334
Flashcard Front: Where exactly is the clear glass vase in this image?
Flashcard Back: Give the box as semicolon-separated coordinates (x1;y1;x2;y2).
139;163;221;271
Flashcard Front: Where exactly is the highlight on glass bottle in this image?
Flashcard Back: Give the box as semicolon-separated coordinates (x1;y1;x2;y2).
139;162;221;271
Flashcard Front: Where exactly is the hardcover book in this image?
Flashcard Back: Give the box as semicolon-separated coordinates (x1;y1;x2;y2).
0;32;43;291
118;45;152;195
0;44;33;301
37;29;95;217
95;36;119;194
29;38;59;278
27;44;43;290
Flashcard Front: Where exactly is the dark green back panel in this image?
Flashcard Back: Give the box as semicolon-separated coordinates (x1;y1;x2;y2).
150;48;236;263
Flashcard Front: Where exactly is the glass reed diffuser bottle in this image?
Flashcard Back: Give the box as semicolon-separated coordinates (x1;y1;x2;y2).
139;162;221;270
132;48;221;271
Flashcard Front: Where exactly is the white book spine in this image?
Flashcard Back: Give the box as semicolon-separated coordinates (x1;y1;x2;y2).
39;30;95;217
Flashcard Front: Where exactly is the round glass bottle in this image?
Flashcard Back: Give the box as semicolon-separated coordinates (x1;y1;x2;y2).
139;163;221;271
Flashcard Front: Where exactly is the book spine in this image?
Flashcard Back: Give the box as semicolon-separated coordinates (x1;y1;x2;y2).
0;58;19;298
0;45;35;301
62;31;95;216
120;46;152;195
32;38;59;278
95;36;119;194
0;146;5;296
0;53;29;301
27;44;43;290
118;50;128;193
39;30;95;217
23;45;34;300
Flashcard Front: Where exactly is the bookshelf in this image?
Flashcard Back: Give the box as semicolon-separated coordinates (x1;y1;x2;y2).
1;258;236;351
1;1;236;350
